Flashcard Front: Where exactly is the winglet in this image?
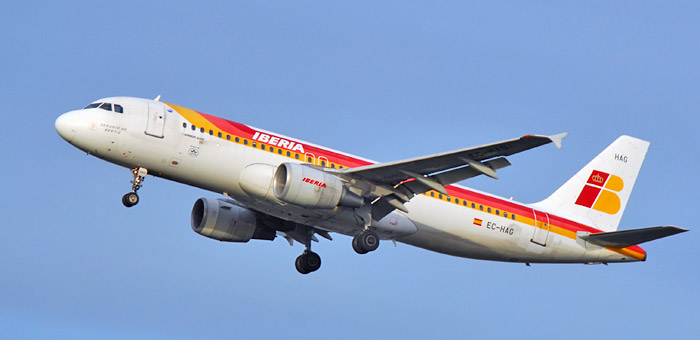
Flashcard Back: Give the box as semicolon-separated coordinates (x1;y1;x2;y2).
548;132;568;149
154;95;162;102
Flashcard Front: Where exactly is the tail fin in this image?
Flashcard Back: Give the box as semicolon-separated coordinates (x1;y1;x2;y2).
534;135;650;232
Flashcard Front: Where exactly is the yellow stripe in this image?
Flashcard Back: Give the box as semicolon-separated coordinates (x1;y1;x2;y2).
425;190;644;260
166;102;348;170
165;103;645;261
166;103;213;129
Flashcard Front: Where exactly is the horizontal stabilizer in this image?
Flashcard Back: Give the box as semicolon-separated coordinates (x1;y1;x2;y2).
580;226;687;248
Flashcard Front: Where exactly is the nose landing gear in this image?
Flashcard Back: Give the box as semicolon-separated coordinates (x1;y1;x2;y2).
122;167;147;207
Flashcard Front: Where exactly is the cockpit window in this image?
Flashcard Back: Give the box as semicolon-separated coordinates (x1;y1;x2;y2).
84;101;123;113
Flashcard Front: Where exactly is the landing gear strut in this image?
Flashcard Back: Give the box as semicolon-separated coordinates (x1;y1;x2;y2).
352;229;380;254
122;167;147;208
294;227;322;274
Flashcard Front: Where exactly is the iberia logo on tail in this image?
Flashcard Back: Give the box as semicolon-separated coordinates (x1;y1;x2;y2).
574;170;624;214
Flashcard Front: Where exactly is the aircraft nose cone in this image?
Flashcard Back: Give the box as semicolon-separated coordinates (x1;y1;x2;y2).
55;111;79;142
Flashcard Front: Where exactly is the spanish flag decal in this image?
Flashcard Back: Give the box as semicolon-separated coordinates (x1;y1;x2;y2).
575;170;624;214
473;218;483;226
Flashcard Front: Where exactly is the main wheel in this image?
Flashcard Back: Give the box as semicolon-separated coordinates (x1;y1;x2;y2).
352;235;369;254
295;255;309;274
358;230;379;253
122;192;139;207
304;252;321;272
295;252;322;274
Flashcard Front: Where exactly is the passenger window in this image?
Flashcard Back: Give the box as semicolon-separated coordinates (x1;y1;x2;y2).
114;104;124;113
226;135;231;140
235;137;240;143
191;125;196;131
270;147;274;152
286;151;291;157
99;103;112;111
84;103;101;109
295;154;299;159
182;122;187;128
218;132;222;138
209;130;213;135
261;145;266;150
200;127;205;133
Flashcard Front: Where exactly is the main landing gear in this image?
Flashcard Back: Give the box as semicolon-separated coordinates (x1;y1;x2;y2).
295;250;322;275
122;167;147;208
352;229;380;254
295;232;321;274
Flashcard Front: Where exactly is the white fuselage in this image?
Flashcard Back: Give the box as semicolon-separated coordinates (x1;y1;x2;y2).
55;97;645;264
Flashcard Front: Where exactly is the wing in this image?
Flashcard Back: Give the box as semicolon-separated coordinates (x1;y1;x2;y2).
328;133;567;220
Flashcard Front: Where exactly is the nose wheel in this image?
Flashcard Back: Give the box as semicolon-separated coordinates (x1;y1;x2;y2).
122;192;139;207
122;167;147;208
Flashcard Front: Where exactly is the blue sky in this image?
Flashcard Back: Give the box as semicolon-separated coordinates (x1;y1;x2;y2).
1;1;698;339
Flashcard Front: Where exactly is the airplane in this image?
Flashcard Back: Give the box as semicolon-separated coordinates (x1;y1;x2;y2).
55;96;687;274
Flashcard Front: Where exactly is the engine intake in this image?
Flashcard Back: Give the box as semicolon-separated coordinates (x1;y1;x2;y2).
191;197;275;242
273;163;363;209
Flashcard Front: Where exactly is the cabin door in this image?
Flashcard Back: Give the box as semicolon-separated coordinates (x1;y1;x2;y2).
145;103;166;138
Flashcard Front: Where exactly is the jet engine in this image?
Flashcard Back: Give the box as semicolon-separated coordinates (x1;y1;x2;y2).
273;163;363;209
191;197;275;242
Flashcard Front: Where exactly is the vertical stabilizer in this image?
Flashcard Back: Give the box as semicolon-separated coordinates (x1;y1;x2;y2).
534;136;650;232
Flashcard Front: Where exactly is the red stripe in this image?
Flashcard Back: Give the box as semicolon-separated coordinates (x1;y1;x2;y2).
190;109;645;257
197;111;373;168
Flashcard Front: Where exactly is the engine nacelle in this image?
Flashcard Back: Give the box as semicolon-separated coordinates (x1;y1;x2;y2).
191;197;275;242
273;163;363;209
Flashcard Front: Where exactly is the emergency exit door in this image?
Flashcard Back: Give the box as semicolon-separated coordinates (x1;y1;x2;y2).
530;210;550;246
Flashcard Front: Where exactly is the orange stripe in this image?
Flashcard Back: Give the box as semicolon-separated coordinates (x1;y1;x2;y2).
167;102;647;261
